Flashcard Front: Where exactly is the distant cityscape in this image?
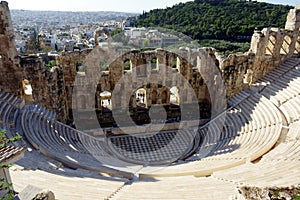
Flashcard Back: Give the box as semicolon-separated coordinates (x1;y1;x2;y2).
11;10;180;56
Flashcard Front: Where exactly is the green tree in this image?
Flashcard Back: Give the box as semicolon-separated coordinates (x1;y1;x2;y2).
133;0;292;53
0;130;22;200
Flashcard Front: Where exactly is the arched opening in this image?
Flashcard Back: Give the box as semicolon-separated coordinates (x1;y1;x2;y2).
151;90;158;104
123;59;131;71
75;60;86;76
265;35;276;55
280;35;292;55
192;55;200;70
171;57;181;72
170;86;180;105
99;60;109;72
172;57;177;68
100;91;112;111
21;79;33;104
136;88;147;108
94;28;110;47
295;36;300;54
150;57;158;70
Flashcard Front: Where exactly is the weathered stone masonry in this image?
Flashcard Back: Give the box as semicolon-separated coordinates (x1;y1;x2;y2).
0;1;300;124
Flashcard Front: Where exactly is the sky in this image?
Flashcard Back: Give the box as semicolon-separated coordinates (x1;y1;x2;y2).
5;0;299;13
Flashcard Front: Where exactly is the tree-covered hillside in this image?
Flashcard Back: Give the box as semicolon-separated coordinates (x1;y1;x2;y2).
134;0;292;42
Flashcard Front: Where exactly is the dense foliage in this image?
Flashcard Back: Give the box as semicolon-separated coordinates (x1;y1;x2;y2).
134;0;292;42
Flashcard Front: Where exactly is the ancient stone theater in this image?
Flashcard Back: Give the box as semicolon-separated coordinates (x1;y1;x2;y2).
0;1;300;199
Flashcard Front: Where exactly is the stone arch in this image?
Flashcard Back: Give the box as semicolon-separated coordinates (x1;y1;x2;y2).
100;49;213;116
94;28;110;47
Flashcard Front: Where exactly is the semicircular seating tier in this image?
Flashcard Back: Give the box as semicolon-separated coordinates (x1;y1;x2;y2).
9;149;129;200
1;56;300;199
106;56;300;179
139;92;283;177
210;56;300;188
0;89;25;145
20;104;141;179
15;86;284;178
0;58;291;179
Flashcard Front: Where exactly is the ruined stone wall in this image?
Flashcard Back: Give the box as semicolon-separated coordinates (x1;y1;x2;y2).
56;49;93;122
285;4;300;31
20;56;68;122
0;1;22;95
0;1;300;124
56;4;300;121
0;2;69;121
57;47;217;122
221;5;300;98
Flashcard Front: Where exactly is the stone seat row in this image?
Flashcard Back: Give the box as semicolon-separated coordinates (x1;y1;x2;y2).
213;125;300;188
0;89;24;108
110;176;237;200
279;96;300;123
261;68;300;106
260;121;300;161
10;166;128;200
189;122;281;162
138;92;283;177
213;159;300;188
234;93;281;130
20;105;139;179
24;104;56;121
139;127;280;177
196;93;281;150
140;126;281;177
209;57;300;188
189;92;282;161
0;91;25;144
252;57;300;92
227;90;250;107
211;101;300;188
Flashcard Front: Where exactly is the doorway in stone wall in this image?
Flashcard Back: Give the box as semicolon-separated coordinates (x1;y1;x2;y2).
21;79;33;104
